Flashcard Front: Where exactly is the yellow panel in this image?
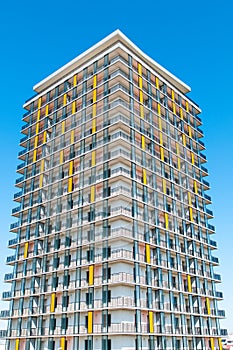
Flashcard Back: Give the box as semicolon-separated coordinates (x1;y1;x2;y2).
188;192;192;206
93;89;97;103
92;118;96;133
141;135;145;150
89;265;94;285
139;90;143;104
24;242;29;259
90;185;95;203
188;125;192;138
164;213;168;229
93;103;97;117
177;158;181;170
193;180;198;194
191;152;195;165
187;275;192;292
91;151;96;166
15;339;19;350
162;179;166;194
69;161;73;176
159;132;163;145
45;104;49;116
172;102;176;114
176;142;180;155
218;338;223;350
38;97;42;109
140;104;144;119
72;101;76;114
139;76;143;90
43;131;47;144
157;103;161;116
179;107;183;120
70;130;74;144
155;77;159;89
143;169;147;185
68;177;73;193
63;93;67;106
185;101;189;112
50;292;56;312
39;174;43;188
88;311;93;333
62;121;65;134
33;150;37;163
182;133;186;147
138;63;142;76
145;244;151;263
149;311;154;333
93;75;97;88
189;207;193;222
206;297;211;315
41;159;44;172
171;90;175;101
210;338;215;350
60;150;64;164
160;147;164;161
36;122;39;134
60;337;66;350
37;110;41;121
34;135;38;148
73;75;77;86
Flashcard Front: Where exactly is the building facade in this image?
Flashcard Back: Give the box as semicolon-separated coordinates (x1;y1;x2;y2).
1;30;224;350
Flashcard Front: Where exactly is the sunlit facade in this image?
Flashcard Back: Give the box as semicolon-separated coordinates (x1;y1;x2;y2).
1;30;224;350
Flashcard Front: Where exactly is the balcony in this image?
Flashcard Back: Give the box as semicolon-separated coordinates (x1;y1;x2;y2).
6;255;16;264
209;239;217;248
4;273;13;281
211;256;219;264
21;123;29;131
17;163;25;171
11;206;21;215
215;291;223;298
201;165;208;174
213;273;221;281
203;179;210;188
20;135;28;144
10;222;19;231
8;237;18;247
2;291;11;299
208;224;215;231
221;329;228;336
197;127;203;136
218;310;225;317
14;191;22;199
0;310;10;319
206;208;213;217
0;330;7;338
199;139;205;147
204;193;211;202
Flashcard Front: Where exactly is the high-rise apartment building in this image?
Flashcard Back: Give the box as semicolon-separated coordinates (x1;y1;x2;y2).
1;30;224;350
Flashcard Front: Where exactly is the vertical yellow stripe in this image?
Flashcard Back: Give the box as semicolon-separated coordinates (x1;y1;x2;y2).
171;90;175;101
187;275;192;292
93;75;97;88
155;77;159;89
24;242;29;259
90;185;95;202
93;103;97;117
38;97;42;109
43;131;47;144
176;142;180;155
157;103;161;116
72;101;76;114
185;101;189;112
91;151;96;166
88;311;93;333
177;158;181;170
193;180;198;194
93;88;97;102
140;104;144;118
218;338;223;350
189;207;193;222
68;177;73;193
34;135;38;148
142;169;147;185
172;102;176;114
15;339;19;350
191;152;195;165
188;125;192;138
182;134;186;147
158;117;162;130
39;174;43;188
164;213;168;229
33;150;37;163
145;244;151;263
69;161;73;176
149;311;154;333
61;121;65;134
162;179;166;194
138;63;142;76
206;297;211;315
60;150;64;164
60;337;65;350
92;118;96;133
50;293;56;312
160;147;164;161
188;192;192;206
210;338;214;350
159;132;163;145
179;107;183;120
73;75;77;86
36;123;39;134
141;135;145;150
45;105;49;116
89;265;94;285
37;110;41;122
139;90;143;103
63;93;67;106
70;130;74;144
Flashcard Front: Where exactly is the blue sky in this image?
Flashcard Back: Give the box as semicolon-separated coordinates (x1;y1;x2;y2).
0;0;232;333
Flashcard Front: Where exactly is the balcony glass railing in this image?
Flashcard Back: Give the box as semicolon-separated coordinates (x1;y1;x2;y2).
17;163;25;170
218;310;225;317
0;310;10;318
15;176;24;184
11;206;21;214
211;256;219;264
14;191;22;199
4;273;13;281
2;291;11;299
6;255;16;263
213;273;221;281
208;224;215;231
209;239;217;247
8;237;18;246
204;193;211;201
20;135;27;143
215;291;223;298
10;222;19;230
